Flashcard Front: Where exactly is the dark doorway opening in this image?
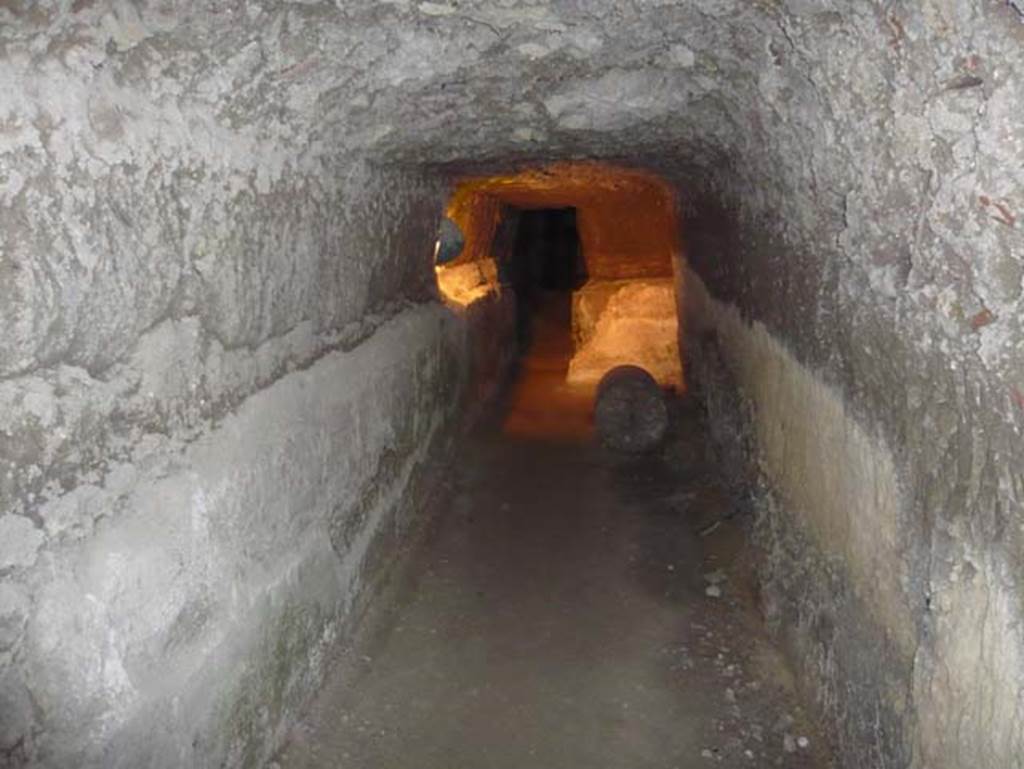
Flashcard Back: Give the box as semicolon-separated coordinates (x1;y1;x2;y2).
507;208;586;351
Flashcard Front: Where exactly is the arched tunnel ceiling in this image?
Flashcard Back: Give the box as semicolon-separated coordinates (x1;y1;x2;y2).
3;0;1023;384
9;2;1020;172
4;0;788;164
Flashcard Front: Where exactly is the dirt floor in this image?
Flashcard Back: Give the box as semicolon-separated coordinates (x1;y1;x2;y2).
276;293;834;769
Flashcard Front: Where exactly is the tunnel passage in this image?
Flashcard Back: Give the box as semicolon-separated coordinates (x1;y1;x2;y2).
510;207;585;294
3;4;1024;769
437;163;686;391
506;206;585;349
278;254;833;769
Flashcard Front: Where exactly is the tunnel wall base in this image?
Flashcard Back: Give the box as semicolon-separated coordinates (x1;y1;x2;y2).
0;295;515;769
683;264;1024;769
683;267;915;767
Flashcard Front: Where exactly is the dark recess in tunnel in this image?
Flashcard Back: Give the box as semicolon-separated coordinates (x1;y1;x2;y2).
506;207;586;348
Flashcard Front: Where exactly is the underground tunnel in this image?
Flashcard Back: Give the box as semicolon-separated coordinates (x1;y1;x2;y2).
1;2;1023;768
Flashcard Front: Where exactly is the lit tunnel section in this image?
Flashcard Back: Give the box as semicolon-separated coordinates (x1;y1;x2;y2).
435;163;685;393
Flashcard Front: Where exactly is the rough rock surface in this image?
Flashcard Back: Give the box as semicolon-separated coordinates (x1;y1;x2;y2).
568;278;683;388
594;365;669;454
1;1;1023;767
444;164;679;281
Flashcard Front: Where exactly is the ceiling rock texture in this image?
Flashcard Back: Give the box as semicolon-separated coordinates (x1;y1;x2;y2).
1;1;1023;768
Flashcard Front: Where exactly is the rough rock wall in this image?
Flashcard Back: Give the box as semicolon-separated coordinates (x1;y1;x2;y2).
3;1;1024;767
0;298;515;769
445;164;677;281
0;6;518;767
567;279;682;388
672;4;1024;767
685;272;915;764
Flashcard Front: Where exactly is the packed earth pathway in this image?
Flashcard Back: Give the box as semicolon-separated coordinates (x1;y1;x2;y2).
277;295;833;769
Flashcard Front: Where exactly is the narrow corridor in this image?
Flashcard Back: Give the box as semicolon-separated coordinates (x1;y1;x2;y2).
277;294;833;769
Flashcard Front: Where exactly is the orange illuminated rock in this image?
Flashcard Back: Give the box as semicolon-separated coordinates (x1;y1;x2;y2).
445;162;679;281
568;278;682;388
437;162;684;387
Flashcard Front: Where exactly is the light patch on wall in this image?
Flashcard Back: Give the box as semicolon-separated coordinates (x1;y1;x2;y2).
433;196;503;308
685;267;914;655
914;546;1024;767
567;278;683;389
435;261;500;307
